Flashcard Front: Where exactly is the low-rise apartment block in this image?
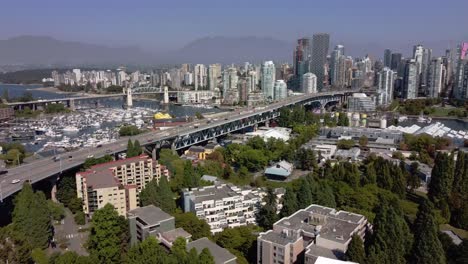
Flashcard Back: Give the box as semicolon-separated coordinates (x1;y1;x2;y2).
76;155;169;217
257;204;370;264
182;184;264;233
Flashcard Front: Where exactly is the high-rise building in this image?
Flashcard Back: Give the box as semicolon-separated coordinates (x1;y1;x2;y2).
294;38;312;77
330;45;345;87
184;72;193;86
377;67;396;106
454;42;468;99
427;57;444;98
391;53;402;72
169;68;181;89
194;64;207;90
261;61;276;100
310;33;330;91
302;72;317;94
222;67;238;99
247;71;257;92
421;48;432;92
384;49;392;68
403;59;418;99
208;64;222;90
273;80;287;100
238;78;248;102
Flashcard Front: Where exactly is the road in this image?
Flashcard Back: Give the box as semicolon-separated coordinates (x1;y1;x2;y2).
0;91;353;200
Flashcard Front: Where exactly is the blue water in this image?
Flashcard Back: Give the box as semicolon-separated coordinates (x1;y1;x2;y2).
0;84;75;100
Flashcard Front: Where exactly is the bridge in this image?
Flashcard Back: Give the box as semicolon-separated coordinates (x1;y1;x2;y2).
0;90;356;201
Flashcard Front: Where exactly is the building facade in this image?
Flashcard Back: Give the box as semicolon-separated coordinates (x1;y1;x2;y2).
377;67;396;106
302;72;317;94
403;59;418;99
261;61;276;100
273;80;287;100
310;33;330;91
427;57;445;98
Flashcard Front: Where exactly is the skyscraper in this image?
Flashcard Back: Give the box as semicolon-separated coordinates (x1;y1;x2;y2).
330;45;345;87
427;57;444;98
169;68;181;89
208;64;222;90
377;67;395;106
384;49;392;68
403;59;418;99
390;53;402;72
222;67;238;98
302;72;317;94
194;64;207;90
273;80;287;100
310;33;330;91
184;72;193;85
421;48;432;91
261;61;276;100
294;38;312;77
454;42;468;99
247;71;257;93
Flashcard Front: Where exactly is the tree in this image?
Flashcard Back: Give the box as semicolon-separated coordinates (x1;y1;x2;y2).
256;188;277;229
56;176;77;208
408;161;421;192
358;135;368;148
171;237;188;263
48;200;65;221
198;248;215;264
83;155;113;169
88;204;128;263
297;178;313;208
280;186;298;218
133;140;142;156
5;148;24;165
68;197;83;214
74;211;86;225
410;200;446;264
429;152;454;207
345;234;366;263
31;248;48;264
12;183;52;249
119;125;141;136
182;160;199;188
139;176;176;213
124;237;169;264
195;112;204;119
450;151;468;229
296;148;318;171
174;212;211;240
337;139;355;150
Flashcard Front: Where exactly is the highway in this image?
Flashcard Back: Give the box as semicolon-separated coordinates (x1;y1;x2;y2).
0;91;352;201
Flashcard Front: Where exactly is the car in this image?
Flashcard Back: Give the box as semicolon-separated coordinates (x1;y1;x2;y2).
0;170;8;175
147;139;152;142
224;117;229;120
87;155;94;158
96;144;103;148
68;155;73;160
11;179;21;184
53;156;61;162
105;149;112;153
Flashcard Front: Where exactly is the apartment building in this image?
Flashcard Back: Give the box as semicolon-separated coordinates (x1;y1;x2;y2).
257;204;370;264
182;184;264;234
76;155;169;217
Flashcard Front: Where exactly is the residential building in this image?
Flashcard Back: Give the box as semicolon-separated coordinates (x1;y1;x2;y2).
421;48;432;92
377;67;396;106
330;45;345;87
391;53;402;72
247;91;265;107
187;237;237;264
294;38;312;78
403;59;418;99
302;143;337;160
264;160;293;180
194;64;207;90
184;72;193;85
302;72;317;94
128;205;192;248
183;146;207;160
257;204;370;264
245;127;291;142
310;33;330;91
208;63;222;90
261;61;276;100
75;155;169;217
334;147;361;161
178;90;218;104
454;42;468;99
347;93;376;112
427;57;445;98
273;80;287;100
322;126;403;143
182;184;264;233
0;107;14;122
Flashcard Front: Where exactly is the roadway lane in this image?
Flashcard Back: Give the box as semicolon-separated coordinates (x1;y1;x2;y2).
0;91;354;200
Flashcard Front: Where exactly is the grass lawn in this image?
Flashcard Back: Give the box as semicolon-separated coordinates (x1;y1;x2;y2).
429;107;453;117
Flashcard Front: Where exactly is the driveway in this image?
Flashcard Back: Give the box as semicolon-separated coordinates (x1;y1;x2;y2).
52;208;89;256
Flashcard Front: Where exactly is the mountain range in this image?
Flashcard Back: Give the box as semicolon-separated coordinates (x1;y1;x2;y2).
0;35;461;68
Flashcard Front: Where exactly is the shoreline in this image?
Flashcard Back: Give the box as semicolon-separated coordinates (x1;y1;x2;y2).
27;86;78;94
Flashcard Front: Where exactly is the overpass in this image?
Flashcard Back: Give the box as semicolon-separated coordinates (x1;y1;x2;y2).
0;90;356;201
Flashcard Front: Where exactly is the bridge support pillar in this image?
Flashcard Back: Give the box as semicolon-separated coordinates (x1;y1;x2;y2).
163;86;169;104
69;99;75;111
50;175;60;202
152;147;157;160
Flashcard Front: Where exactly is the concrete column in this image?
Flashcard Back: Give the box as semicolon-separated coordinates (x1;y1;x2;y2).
69;99;75;111
152;147;157;160
163;86;169;104
50;175;60;202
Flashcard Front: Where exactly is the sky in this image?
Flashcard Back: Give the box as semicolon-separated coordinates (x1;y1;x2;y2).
1;0;467;55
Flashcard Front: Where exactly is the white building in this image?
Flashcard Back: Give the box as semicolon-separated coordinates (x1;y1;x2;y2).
403;59;418;99
208;64;222;90
377;67;396;106
273;80;287;100
194;64;207;90
178;90;218;104
184;72;193;85
245;127;291;142
302;72;317;94
261;61;275;100
182;184;264;233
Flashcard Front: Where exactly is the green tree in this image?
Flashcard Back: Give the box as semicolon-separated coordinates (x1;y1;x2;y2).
68;197;83;214
88;204;128;263
139;176;176;213
182;160;199;188
408;161;421;192
74;211;86;225
450;151;468;229
358;135;368;148
119;125;141;136
12;183;52;249
56;176;77;208
256;188;277;229
198;248;215;264
280;186;298;218
124;236;169;264
429;152;455;207
336;139;355;150
345;234;366;264
297;178;313;208
31;248;48;264
126;139;134;157
5;148;24;165
83;155;113;169
174;212;211;240
410;200;446;264
133;140;142;156
171;237;188;263
48;200;65;221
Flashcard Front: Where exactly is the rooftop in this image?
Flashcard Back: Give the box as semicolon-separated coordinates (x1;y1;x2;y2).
127;205;174;226
187;237;237;264
258;230;300;246
161;228;192;244
185;184;249;204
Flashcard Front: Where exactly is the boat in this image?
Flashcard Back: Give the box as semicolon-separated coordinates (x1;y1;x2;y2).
62;126;79;132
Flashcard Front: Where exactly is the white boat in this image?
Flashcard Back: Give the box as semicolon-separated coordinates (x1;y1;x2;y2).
62;126;79;132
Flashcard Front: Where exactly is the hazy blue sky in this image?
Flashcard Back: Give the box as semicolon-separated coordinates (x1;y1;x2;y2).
2;0;467;53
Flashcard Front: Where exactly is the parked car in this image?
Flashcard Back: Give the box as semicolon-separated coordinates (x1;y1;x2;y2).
0;170;8;175
11;179;21;184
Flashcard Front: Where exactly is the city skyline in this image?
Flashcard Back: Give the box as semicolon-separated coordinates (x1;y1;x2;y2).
1;0;467;58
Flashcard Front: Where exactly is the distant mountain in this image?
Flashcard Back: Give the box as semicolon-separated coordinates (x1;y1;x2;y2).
0;36;155;66
161;36;294;64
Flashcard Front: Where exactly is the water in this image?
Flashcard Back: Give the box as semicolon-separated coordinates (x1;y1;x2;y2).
0;84;75;100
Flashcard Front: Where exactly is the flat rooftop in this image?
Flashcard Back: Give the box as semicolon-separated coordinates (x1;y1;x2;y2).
128;205;174;226
187;237;237;264
187;184;243;203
